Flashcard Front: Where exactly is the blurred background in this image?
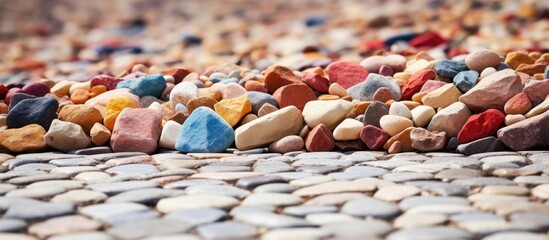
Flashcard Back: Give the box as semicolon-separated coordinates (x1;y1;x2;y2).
0;0;547;80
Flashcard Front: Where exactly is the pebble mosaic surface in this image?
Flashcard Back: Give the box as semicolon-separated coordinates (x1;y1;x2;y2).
0;0;549;239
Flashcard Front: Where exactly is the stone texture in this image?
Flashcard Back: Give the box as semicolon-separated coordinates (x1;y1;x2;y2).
325;61;369;89
380;115;414;136
302;100;353;130
0;124;47;153
272;84;316;111
44;119;91;152
305;124;335;152
268;135;304;154
497;110;549;150
58;105;103;134
214;95;252;127
347;74;402;101
110;108;162;154
457;109;505;143
428;102;472;137
410;128;447;152
235;106;303;150
465;49;501;72
459;69;523;112
421;84;462;109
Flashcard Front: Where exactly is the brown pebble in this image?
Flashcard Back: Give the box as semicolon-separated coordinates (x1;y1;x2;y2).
258;103;278;117
388;141;402;154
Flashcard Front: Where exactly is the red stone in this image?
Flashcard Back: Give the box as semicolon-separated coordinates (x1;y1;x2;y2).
302;73;330;93
401;69;436;100
305;123;335;152
90;75;124;91
409;32;447;48
359;40;385;52
272;84;316;111
457;109;505;144
360;125;389;150
161;68;191;84
325;61;369;89
264;65;302;94
0;84;8;100
504;92;532;115
244;81;268;93
21;82;50;97
110;108;162;154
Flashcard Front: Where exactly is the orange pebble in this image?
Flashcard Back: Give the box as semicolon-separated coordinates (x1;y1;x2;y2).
70;89;90;104
0;103;7;114
89;85;107;98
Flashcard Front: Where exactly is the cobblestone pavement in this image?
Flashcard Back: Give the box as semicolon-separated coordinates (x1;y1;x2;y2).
1;148;549;240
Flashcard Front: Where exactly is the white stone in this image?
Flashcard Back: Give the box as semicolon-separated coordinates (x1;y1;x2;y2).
333;119;364;141
379;115;414;136
427;102;472;137
159;121;182;150
170;81;199;109
44;119;91;152
389;102;412;119
480;67;497;79
157;195;239;213
532;184;549;199
411;105;436;127
504;114;525;126
302;100;353;130
373;185;420;202
235;106;304;150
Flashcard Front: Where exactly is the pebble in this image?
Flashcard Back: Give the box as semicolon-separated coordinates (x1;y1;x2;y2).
0;124;48;153
457;109;505;143
176;107;234;153
427;102;471;137
465;49;501;72
459;69;522;112
363;101;389;128
387;226;472;240
267;135;304;154
421;84;462;109
156;195;239;213
379;115;413;136
197;221;257;240
347;74;402;101
341;197;400;218
325;61;369;89
6;97;58;130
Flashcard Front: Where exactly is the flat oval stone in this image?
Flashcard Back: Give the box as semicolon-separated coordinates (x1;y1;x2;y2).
341;197;400;218
387;226;473;240
157;195;239;213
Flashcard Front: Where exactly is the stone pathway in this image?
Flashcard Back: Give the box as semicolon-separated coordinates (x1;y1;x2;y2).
0;149;548;239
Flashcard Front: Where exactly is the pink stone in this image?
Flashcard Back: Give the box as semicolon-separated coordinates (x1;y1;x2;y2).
360;125;389;150
372;87;395;102
523;79;549;106
110;108;162;154
419;80;447;94
378;65;394;77
222;82;247;99
90;75;124;90
22;82;50;97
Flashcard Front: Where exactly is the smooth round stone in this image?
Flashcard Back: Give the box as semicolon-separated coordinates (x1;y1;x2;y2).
107;188;185;203
51;189;108;204
233;210;315;229
341;197;400;218
328;166;387;180
74;172;111;181
184;185;250;199
293;158;353;168
465;49;501;73
373;185;420;202
289;175;333;188
164;208;227;226
164;179;228;189
262;227;332;240
435;168;482;181
283;205;337;217
389;102;412;119
12;163;57;172
394;213;448;229
50;166;100;176
241;193;302;206
4;201;75;221
5;186;66;199
387;226;473;240
48;232;113;240
252;162;293;174
532;184;549;199
305;213;361;225
450;212;504;223
198;165;250;173
157;195;239;213
0;183;17;195
452;177;516;187
321;220;393;239
49;158;99;167
107;219;191;240
0;218;27;232
481;185;529;196
105;164;159;176
268;135;304;154
79;202;148;221
405;181;469;196
406;204;476;215
304;193;369;206
26;180;84;190
482;232;548;240
379;115;414;136
514;176;549;185
0;234;37;240
87;181;159;195
509;212;549;230
383;172;434;182
197;221;257;240
292;180;375;197
411;105;436;127
28;215;102;239
253;183;295;193
235;175;286;189
399;196;470;210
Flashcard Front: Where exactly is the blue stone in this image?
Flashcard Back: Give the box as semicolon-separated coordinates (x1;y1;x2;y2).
496;63;511;71
347;74;401;101
453;70;479;93
305;16;326;27
544;65;549;79
208;72;228;83
175;104;188;113
181;34;202;45
117;74;166;98
175;107;235;153
384;32;417;47
244;92;279;114
434;60;469;79
6;96;58;130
